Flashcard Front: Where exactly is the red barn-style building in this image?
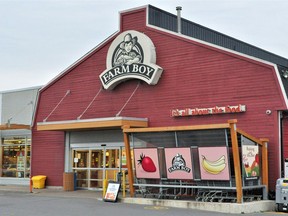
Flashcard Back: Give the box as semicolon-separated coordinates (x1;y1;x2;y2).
33;5;288;196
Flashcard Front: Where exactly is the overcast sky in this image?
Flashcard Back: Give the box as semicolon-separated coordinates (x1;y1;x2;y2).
0;0;288;92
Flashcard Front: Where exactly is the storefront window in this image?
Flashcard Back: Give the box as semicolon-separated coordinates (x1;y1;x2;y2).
1;137;31;178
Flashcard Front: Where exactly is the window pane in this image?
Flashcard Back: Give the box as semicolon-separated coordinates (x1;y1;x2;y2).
1;137;31;178
26;146;31;178
2;146;17;177
132;132;176;148
177;129;228;147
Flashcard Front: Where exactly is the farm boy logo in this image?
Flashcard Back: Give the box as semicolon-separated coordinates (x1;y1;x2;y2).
100;30;163;90
168;153;191;173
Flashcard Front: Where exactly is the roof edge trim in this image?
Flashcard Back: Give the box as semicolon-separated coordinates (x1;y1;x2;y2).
274;65;288;109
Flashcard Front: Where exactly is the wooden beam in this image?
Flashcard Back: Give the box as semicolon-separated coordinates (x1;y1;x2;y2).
123;123;230;133
122;126;135;197
260;138;269;192
228;119;243;203
37;119;148;131
236;128;263;145
0;124;30;130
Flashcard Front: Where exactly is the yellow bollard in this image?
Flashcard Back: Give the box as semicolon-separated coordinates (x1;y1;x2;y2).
103;170;109;198
102;179;108;198
114;170;117;181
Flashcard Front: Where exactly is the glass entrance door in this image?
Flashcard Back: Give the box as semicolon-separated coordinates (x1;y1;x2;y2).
72;147;125;190
90;149;104;188
73;150;89;188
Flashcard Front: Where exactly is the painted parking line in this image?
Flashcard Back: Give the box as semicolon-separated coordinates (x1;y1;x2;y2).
144;206;169;210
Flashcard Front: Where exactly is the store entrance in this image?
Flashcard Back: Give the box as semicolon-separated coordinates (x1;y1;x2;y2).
72;147;126;190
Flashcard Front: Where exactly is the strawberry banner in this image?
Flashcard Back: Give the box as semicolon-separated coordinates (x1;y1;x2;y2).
134;148;160;179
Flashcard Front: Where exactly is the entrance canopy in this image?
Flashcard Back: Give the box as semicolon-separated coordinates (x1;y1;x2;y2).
37;116;148;131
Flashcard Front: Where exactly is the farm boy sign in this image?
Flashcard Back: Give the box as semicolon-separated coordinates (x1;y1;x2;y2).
100;30;163;90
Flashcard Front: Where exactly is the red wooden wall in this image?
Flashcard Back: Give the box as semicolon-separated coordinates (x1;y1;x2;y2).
32;7;286;188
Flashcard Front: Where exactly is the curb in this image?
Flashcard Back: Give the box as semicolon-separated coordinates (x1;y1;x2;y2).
120;197;275;214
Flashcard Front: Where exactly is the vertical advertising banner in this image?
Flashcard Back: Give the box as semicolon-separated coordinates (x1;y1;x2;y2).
134;148;160;179
164;148;193;180
242;145;259;180
198;147;230;180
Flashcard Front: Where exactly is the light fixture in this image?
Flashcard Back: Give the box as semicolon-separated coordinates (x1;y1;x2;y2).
266;110;272;115
282;70;288;79
7;118;12;128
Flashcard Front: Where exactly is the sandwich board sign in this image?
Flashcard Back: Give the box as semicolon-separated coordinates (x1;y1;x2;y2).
104;181;121;202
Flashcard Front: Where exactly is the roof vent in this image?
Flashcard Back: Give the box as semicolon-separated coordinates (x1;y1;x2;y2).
176;6;182;34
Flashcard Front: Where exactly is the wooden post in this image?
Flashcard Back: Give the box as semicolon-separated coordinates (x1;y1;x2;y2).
122;126;135;197
228;119;243;203
260;138;269;191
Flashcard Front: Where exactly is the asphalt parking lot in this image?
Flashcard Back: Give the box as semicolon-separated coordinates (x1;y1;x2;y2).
0;186;284;216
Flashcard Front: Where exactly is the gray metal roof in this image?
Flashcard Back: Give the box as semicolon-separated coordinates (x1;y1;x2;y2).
148;5;288;68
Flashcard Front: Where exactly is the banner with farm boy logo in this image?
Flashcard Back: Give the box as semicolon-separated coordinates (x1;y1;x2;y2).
100;30;163;90
164;148;193;180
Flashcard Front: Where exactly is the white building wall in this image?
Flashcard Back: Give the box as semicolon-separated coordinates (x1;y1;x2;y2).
0;93;2;125
0;86;41;185
1;86;40;126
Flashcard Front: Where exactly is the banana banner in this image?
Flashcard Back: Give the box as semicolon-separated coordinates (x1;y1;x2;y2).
198;147;230;180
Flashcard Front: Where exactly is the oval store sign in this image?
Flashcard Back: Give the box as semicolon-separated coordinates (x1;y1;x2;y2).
100;30;163;90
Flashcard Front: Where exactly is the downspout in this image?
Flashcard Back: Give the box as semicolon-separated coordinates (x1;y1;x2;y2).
280;111;285;177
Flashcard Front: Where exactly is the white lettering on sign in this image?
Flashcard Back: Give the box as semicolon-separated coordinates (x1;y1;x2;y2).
100;64;156;86
171;104;246;117
99;30;163;90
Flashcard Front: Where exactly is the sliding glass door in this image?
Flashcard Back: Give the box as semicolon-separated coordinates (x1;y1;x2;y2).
72;147;126;189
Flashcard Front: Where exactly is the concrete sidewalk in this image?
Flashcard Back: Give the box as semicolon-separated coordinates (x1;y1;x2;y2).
0;184;103;199
0;184;276;214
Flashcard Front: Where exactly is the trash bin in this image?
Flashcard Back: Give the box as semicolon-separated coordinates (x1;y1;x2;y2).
275;178;288;212
116;172;122;183
32;175;47;189
63;172;74;191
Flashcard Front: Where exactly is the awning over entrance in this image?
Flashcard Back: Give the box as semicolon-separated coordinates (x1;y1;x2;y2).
0;124;30;130
37;116;148;131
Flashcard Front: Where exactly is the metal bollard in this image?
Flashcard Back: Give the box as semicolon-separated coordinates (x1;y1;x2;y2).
122;170;126;198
